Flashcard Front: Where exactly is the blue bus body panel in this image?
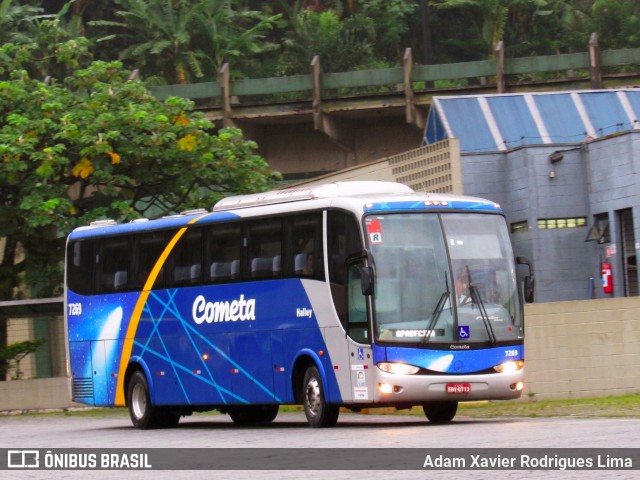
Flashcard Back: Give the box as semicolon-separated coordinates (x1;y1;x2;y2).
372;344;523;374
68;279;340;407
363;200;502;213
68;211;240;241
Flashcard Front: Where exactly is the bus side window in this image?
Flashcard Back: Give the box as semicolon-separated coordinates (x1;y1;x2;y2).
347;263;370;344
133;232;167;290
67;240;96;295
286;212;323;279
327;210;363;333
207;223;242;283
98;238;130;293
167;228;203;287
247;218;282;280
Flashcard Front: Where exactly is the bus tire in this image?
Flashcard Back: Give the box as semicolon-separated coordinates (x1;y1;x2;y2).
302;365;339;428
422;401;458;423
228;405;279;425
127;370;176;429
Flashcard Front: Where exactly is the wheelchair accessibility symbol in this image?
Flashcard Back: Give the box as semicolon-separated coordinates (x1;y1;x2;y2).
458;326;470;339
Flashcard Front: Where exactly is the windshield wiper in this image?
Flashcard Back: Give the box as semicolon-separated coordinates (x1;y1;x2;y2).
422;272;450;345
466;266;497;345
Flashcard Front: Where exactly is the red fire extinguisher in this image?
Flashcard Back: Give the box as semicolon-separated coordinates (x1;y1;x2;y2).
602;260;613;294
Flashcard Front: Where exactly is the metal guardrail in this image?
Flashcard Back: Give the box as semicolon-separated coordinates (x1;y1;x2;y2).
148;38;640;133
150;44;640;106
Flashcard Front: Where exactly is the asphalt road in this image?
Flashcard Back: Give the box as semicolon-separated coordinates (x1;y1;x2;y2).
1;410;639;479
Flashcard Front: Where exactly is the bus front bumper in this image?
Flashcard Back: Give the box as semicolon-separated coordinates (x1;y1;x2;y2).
372;369;524;404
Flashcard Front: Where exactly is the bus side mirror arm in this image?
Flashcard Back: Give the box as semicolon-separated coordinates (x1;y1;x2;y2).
516;256;535;303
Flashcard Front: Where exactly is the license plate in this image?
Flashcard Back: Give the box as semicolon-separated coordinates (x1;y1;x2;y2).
446;383;471;394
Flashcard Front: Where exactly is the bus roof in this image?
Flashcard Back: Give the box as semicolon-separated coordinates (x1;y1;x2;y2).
68;182;502;241
212;181;414;211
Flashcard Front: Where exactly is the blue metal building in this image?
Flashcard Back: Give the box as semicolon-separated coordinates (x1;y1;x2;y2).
424;89;640;302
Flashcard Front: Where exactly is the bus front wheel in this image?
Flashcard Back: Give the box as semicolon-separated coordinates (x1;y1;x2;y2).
127;370;179;429
422;401;458;423
302;365;339;428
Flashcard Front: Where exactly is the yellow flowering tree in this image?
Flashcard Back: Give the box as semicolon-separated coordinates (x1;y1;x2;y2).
0;40;279;304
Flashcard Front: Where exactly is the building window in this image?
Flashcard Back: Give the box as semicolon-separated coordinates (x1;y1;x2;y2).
585;213;611;244
537;217;587;230
510;221;529;233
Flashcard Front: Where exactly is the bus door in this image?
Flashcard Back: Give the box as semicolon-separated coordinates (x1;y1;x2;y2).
346;262;375;403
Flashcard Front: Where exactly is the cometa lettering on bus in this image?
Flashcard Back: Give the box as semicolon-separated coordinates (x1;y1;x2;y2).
192;294;256;324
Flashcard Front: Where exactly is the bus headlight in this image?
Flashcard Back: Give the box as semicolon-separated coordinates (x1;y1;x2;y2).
377;362;420;375
493;360;524;374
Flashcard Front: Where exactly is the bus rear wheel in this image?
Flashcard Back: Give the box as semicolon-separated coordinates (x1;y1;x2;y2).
228;405;279;425
302;365;339;428
127;370;179;429
422;401;458;423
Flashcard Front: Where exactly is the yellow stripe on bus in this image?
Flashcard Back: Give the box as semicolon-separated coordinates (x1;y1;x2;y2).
114;215;208;406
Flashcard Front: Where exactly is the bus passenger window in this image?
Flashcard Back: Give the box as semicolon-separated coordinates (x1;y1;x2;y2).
99;239;130;293
133;232;167;290
294;252;314;275
207;223;242;283
286;213;323;279
251;256;275;278
168;228;203;286
210;261;231;281
67;240;96;295
247;218;282;280
327;211;361;285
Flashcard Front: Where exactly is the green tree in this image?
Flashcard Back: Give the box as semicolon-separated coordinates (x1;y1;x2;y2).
0;0;46;44
0;38;279;356
356;0;419;63
92;0;206;84
92;0;280;84
192;0;280;78
590;0;640;49
277;8;376;75
0;338;46;380
431;0;548;56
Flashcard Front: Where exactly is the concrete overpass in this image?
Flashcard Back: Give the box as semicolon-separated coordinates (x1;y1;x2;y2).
151;43;640;181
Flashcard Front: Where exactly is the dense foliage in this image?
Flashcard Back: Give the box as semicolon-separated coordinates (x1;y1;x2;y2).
0;24;278;305
5;1;638;81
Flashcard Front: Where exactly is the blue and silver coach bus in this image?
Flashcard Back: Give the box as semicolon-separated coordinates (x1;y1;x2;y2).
65;181;533;428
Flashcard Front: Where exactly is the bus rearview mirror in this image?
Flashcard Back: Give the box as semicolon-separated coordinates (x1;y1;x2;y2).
516;256;535;303
361;266;374;296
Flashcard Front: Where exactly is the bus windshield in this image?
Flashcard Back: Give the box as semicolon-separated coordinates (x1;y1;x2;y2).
368;213;522;345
